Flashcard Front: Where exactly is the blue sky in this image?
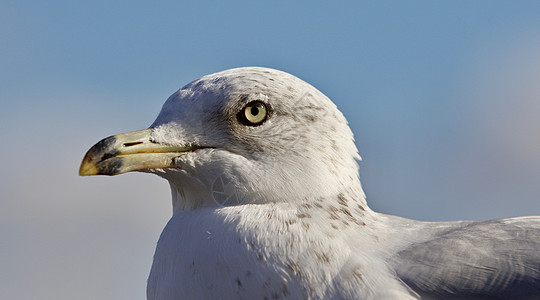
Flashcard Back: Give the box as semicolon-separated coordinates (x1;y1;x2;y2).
2;1;540;299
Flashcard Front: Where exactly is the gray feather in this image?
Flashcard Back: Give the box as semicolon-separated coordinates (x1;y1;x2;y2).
390;217;540;299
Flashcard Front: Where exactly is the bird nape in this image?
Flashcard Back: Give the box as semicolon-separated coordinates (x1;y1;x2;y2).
80;67;540;300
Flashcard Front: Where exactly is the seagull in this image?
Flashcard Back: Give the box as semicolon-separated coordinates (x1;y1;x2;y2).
80;67;540;299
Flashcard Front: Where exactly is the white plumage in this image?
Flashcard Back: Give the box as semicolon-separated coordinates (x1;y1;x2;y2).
81;67;540;299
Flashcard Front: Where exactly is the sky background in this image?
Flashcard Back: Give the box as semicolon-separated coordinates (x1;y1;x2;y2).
2;1;540;299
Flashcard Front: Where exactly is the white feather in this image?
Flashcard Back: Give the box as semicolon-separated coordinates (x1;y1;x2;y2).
139;67;540;299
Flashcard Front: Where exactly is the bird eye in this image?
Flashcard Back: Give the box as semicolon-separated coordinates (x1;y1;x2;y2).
239;101;268;126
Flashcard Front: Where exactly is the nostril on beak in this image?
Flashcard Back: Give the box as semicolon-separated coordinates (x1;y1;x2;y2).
123;141;143;147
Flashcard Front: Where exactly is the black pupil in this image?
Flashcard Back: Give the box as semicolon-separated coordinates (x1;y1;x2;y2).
250;106;259;116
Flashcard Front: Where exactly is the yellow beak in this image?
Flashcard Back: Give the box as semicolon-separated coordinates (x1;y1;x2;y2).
79;129;196;176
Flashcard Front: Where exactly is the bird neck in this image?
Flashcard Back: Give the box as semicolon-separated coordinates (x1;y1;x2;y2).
165;172;369;215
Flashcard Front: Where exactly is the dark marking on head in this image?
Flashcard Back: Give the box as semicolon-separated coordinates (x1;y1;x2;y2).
351;219;363;226
296;213;311;219
337;193;348;207
301;203;313;209
285;219;297;226
328;205;340;220
357;204;366;211
329;212;339;220
341;208;353;218
315;252;330;263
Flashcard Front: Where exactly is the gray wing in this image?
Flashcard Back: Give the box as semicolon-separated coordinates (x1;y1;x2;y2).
390;217;540;299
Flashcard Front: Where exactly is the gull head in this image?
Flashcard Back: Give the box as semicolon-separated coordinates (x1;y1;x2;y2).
80;67;363;211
